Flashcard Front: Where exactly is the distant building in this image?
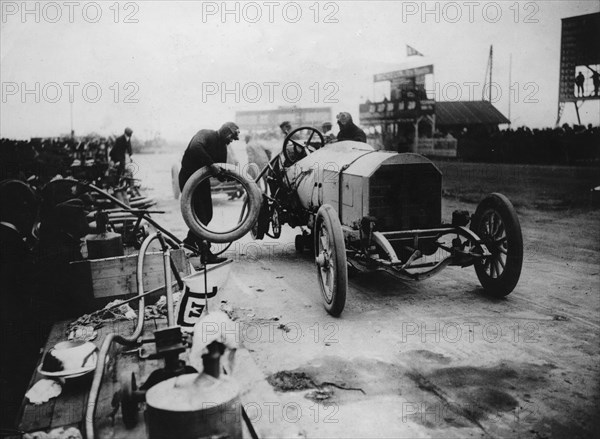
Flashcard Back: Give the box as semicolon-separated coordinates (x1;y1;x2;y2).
236;107;332;132
360;63;509;157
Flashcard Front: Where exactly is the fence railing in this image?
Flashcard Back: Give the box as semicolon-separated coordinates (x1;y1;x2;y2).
417;138;458;158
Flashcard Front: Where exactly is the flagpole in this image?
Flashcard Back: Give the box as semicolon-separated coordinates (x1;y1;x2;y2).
489;45;493;102
508;53;512;125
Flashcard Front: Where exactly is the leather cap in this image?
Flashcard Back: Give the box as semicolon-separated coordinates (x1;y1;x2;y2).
219;122;240;140
336;112;353;125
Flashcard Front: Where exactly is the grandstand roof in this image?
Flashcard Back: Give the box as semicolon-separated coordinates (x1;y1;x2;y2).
436;101;510;126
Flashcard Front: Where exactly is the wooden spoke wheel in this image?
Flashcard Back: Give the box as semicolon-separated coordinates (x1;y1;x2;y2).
314;204;347;316
471;193;523;297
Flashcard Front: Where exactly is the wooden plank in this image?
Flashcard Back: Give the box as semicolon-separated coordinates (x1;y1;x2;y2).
49;383;86;430
18;321;71;432
19;398;55;433
45;323;87;430
70;249;189;300
18;321;130;434
89;253;163;298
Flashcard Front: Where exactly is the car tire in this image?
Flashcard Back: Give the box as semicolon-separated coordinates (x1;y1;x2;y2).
314;204;347;317
180;163;262;243
471;192;523;297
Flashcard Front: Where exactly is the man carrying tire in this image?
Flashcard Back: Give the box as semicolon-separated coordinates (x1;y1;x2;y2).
179;122;240;264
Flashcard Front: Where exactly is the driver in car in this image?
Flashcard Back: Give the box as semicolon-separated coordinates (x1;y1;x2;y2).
336;112;367;143
179;121;240;264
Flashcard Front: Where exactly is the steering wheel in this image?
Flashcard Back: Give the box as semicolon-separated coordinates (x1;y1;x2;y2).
282;127;325;165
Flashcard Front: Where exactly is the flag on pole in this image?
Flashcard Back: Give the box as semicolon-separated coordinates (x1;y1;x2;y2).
407;45;424;57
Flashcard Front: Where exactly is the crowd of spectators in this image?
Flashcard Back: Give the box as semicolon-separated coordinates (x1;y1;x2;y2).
456;123;600;165
0;135;118;187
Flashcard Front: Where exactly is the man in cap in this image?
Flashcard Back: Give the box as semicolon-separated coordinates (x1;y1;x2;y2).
336;112;367;143
279;121;292;137
179;122;240;263
321;121;336;144
109;127;134;179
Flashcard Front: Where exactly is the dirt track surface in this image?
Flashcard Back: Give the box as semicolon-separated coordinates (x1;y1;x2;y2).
137;154;600;438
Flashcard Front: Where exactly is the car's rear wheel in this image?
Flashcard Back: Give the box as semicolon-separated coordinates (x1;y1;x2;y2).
471;193;523;297
314;205;347;316
250;195;270;240
269;208;282;239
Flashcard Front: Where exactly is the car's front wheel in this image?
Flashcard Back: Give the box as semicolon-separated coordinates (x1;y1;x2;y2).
471;193;523;297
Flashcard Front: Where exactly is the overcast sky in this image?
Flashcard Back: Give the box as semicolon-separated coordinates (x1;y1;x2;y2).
1;1;599;141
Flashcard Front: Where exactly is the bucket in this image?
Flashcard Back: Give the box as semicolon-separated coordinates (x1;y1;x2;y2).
145;373;242;439
86;232;124;259
181;260;232;294
177;260;233;329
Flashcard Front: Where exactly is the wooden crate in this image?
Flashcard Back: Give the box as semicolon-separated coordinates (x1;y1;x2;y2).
70;249;190;305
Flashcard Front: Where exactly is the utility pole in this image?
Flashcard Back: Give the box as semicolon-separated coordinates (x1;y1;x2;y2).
70;100;74;138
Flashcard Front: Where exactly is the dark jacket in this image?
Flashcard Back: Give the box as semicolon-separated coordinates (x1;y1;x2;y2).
109;134;132;163
0;223;43;425
179;129;228;189
179;129;229;226
0;223;34;322
337;123;367;143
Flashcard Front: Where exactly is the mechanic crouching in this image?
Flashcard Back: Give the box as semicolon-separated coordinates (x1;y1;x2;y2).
179;121;240;264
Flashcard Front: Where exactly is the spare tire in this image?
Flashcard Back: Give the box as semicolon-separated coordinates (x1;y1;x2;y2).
180;163;262;243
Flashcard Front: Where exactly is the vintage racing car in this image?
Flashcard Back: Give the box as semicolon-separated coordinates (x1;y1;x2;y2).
181;127;523;317
249;127;523;316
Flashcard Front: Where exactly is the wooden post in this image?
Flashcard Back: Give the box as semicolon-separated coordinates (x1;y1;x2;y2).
413;116;423;153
